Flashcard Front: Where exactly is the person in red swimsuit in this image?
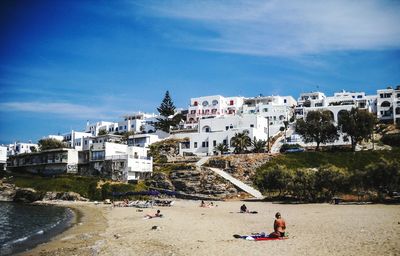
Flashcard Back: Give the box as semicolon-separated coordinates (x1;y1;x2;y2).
269;212;286;238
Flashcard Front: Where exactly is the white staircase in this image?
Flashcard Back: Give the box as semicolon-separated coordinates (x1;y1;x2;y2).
196;157;264;199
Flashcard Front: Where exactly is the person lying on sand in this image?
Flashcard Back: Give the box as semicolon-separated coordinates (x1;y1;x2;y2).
269;212;286;238
200;200;212;208
144;209;163;219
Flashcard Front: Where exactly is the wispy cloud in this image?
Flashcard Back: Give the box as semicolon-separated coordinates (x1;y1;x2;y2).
0;101;125;120
133;0;400;56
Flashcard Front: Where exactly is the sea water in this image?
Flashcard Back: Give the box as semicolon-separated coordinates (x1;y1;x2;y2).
0;202;73;255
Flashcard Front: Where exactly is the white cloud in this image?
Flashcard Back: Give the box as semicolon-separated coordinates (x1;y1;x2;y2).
0;101;123;120
135;0;400;56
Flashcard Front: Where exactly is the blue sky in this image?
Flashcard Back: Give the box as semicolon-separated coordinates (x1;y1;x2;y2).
1;0;400;144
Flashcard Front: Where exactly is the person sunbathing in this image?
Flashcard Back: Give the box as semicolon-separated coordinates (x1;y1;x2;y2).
200;200;209;208
145;210;162;219
269;212;286;238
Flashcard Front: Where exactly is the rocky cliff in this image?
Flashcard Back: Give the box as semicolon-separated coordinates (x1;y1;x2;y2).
146;167;237;198
206;153;272;184
0;180;88;203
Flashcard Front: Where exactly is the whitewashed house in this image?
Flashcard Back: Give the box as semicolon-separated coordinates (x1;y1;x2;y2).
0;146;7;171
62;130;93;150
88;134;152;182
377;86;400;124
295;90;377;122
171;94;295;156
7;148;79;175
7;142;39;156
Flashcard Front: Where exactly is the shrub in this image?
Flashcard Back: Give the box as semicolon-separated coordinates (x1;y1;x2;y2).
381;133;400;147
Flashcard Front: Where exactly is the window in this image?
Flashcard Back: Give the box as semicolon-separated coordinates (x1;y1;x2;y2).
194;142;197;148
284;99;287;103
226;126;229;131
190;110;196;114
120;126;123;130
202;142;206;147
194;101;198;106
124;126;127;129
263;108;268;112
202;101;209;106
131;124;134;128
213;140;216;147
223;139;227;145
230;100;234;105
357;95;362;98
250;124;254;128
212;100;218;105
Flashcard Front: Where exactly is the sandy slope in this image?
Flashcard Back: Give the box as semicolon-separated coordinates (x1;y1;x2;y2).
25;200;400;256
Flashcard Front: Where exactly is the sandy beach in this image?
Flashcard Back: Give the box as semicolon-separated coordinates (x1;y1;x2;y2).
24;200;400;256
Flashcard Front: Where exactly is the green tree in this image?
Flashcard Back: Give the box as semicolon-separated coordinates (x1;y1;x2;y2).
252;137;267;153
231;131;251;154
295;110;339;151
256;165;292;196
288;168;317;201
214;143;229;155
315;165;349;200
365;159;400;196
98;129;108;136
38;138;67;151
155;91;181;133
338;108;377;151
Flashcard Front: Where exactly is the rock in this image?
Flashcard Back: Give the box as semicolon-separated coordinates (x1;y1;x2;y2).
14;188;43;203
58;192;88;201
0;182;17;202
43;191;88;201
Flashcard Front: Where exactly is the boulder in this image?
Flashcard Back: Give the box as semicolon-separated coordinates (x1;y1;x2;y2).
42;191;88;201
0;182;17;202
14;188;43;203
58;192;88;201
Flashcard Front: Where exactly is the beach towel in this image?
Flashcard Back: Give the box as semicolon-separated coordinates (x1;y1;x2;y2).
233;233;288;241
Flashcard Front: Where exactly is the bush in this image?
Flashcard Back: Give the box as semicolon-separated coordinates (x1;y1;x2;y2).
381;133;400;147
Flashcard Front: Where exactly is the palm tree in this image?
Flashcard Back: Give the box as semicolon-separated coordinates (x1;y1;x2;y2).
231;131;251;154
214;143;229;155
252;137;267;153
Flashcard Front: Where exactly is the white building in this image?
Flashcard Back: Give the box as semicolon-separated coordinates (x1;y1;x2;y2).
7;148;79;175
170;94;296;156
295;90;377;122
186;95;244;126
62;130;93;150
89;134;152;182
85;121;117;136
241;95;296;125
0;146;7;171
7;142;39;156
377;86;400;124
127;134;160;148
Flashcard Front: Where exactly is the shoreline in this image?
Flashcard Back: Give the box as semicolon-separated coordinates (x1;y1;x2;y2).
20;201;109;256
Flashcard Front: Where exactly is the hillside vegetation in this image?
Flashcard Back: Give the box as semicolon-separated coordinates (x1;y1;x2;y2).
254;148;400;202
2;173;146;201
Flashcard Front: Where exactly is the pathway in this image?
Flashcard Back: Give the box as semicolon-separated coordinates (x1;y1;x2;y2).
195;157;264;199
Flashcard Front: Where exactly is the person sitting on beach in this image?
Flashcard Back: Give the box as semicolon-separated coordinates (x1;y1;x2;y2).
269;212;286;238
145;209;162;219
200;200;209;208
240;204;249;213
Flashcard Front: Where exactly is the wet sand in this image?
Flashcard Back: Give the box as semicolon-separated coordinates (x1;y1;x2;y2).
24;200;400;256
